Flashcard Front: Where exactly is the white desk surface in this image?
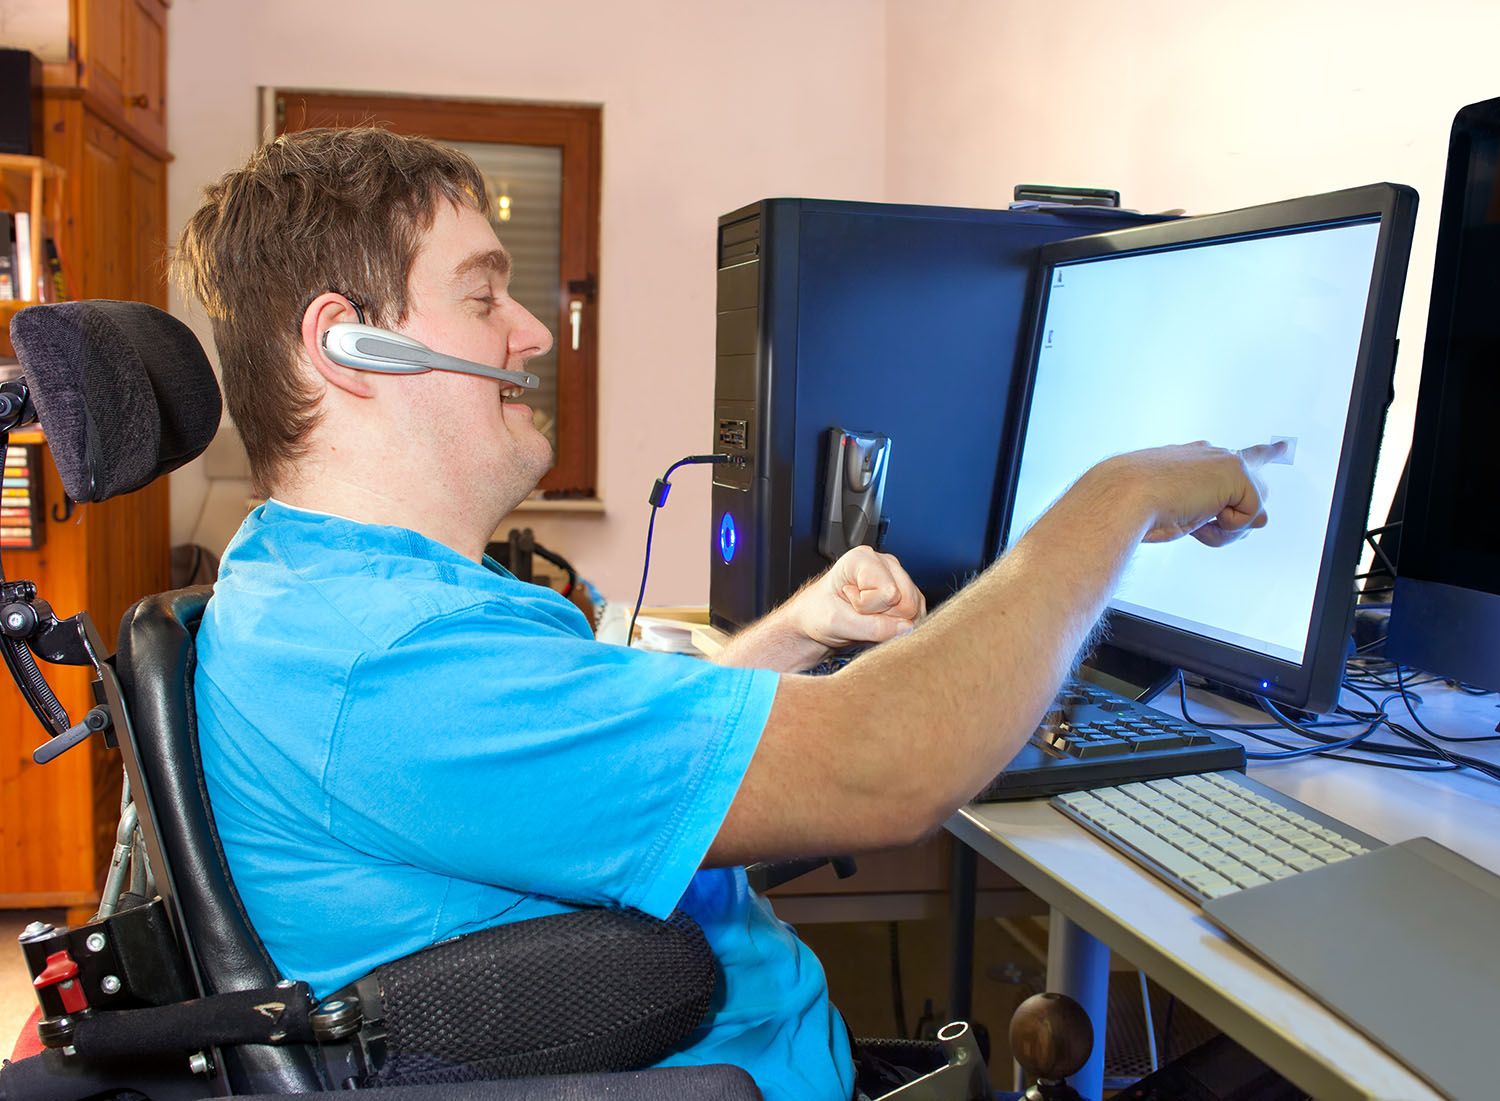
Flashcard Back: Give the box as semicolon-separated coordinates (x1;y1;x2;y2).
948;683;1500;1101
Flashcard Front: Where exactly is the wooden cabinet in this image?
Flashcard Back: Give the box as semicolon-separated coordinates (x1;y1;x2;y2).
123;0;167;150
68;0;168;153
0;0;170;911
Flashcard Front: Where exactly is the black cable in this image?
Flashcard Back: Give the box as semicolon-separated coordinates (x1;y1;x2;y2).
1174;664;1500;780
531;543;578;597
628;454;733;648
888;922;908;1039
1362;522;1400;583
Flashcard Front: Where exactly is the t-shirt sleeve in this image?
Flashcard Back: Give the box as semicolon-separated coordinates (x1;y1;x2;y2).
317;602;778;920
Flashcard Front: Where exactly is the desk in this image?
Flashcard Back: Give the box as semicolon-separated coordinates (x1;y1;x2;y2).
947;683;1500;1100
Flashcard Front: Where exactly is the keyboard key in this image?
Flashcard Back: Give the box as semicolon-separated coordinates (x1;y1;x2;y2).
1188;875;1239;900
1227;869;1271;889
1129;732;1190;751
1072;738;1132;758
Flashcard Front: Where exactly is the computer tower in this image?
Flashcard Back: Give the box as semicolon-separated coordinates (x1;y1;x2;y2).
708;197;1158;631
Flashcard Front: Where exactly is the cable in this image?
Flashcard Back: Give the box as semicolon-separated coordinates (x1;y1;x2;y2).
1173;666;1500;780
888;922;908;1039
531;543;578;597
628;454;733;648
1362;522;1400;584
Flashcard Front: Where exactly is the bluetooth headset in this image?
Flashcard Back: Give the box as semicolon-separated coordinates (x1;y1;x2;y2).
319;298;539;390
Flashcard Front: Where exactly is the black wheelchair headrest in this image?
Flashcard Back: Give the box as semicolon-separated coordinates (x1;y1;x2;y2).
9;300;222;503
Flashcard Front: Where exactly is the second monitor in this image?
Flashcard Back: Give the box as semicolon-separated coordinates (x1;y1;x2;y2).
996;184;1417;714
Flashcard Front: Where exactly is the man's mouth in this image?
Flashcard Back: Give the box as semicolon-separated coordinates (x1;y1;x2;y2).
500;385;526;401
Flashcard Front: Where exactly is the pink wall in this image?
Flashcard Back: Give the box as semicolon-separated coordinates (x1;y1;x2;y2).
883;0;1500;538
167;0;887;605
170;0;1491;601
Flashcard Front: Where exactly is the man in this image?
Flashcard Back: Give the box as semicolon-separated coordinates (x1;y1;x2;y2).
176;127;1280;1101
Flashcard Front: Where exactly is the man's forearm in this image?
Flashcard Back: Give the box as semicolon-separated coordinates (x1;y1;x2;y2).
713;598;830;673
842;468;1151;824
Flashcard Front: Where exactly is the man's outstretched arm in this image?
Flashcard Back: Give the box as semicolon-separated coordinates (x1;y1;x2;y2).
706;441;1283;866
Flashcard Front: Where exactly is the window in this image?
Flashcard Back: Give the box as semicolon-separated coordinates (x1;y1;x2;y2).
274;90;602;497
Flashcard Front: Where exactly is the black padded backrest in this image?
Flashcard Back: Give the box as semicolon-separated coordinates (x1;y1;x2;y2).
114;586;325;1092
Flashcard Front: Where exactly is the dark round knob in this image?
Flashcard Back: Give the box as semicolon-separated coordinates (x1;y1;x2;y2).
1009;992;1094;1081
1;601;37;637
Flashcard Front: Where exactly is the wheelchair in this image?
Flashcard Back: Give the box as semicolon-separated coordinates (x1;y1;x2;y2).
0;301;1084;1101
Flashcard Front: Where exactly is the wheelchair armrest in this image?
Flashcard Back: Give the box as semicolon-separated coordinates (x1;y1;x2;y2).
744;856;858;894
231;1064;764;1100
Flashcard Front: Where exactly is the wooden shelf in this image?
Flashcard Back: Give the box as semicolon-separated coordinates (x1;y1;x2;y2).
0;156;67;357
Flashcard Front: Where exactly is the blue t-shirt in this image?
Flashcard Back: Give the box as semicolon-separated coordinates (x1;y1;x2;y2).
195;501;854;1100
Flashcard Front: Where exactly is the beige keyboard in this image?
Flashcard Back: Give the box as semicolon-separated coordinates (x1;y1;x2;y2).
1051;771;1384;903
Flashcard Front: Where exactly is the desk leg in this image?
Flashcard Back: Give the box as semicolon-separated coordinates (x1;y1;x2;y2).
1045;910;1107;1101
948;838;977;1023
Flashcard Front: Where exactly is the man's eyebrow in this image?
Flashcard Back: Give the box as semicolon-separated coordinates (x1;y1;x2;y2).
452;248;511;283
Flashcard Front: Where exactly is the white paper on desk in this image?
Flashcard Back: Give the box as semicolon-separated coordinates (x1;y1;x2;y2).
635;618;700;654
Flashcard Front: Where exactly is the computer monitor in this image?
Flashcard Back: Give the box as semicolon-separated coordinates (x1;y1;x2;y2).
1386;98;1500;693
993;184;1417;714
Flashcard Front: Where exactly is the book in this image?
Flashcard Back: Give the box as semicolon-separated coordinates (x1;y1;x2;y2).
43;233;67;301
13;211;32;301
0;443;42;549
0;213;15;301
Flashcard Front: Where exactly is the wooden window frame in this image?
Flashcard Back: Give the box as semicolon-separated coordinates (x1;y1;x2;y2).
275;90;602;496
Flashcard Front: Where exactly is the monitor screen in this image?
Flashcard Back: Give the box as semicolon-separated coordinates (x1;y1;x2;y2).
996;185;1417;712
1387;98;1500;692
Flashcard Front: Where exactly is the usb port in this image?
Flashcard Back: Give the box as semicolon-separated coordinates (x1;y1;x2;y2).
717;419;748;451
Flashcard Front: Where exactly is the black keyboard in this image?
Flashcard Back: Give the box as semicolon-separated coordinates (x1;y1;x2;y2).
975;677;1246;802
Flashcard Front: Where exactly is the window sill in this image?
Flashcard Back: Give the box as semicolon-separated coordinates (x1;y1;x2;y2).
511;497;605;515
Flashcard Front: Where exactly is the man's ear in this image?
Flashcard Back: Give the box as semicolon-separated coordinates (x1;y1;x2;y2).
301;293;375;398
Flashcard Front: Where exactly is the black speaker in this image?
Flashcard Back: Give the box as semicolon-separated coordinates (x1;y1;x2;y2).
0;50;44;157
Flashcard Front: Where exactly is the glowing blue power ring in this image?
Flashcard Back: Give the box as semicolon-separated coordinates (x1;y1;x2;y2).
719;512;738;564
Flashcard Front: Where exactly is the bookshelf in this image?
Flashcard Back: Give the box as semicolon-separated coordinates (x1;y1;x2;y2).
0;155;67;352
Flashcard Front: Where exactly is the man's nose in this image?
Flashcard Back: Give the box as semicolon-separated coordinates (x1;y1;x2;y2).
510;303;553;359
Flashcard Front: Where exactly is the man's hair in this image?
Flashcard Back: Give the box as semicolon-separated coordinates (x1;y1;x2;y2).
174;127;488;494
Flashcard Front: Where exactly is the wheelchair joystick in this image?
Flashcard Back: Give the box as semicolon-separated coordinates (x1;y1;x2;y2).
1009;992;1094;1101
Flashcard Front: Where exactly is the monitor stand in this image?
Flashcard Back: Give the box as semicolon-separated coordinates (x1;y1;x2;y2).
1076;640;1177;703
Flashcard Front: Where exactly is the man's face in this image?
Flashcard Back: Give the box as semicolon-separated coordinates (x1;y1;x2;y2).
396;201;555;503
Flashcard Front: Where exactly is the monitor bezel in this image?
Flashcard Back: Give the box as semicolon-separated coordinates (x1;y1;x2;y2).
1386;97;1500;692
991;183;1417;713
